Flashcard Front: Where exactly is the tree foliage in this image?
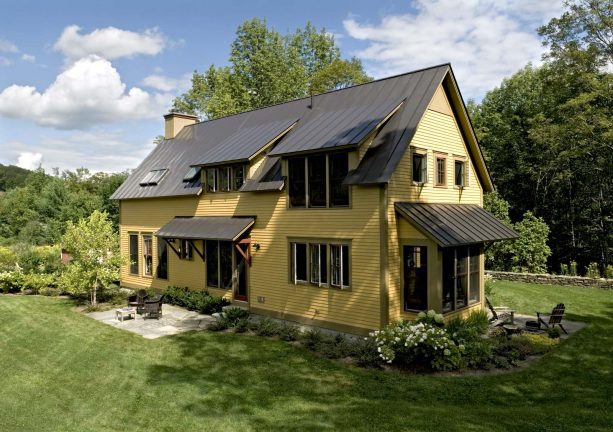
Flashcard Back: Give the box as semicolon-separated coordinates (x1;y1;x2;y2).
471;1;612;274
0;164;29;192
0;168;127;245
59;211;123;305
172;19;371;119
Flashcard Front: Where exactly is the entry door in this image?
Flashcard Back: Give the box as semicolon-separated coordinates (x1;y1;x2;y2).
234;243;248;301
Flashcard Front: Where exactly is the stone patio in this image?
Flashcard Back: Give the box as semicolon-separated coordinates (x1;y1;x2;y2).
87;304;216;339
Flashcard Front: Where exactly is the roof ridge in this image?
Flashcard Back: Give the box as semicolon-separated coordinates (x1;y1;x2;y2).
181;63;452;129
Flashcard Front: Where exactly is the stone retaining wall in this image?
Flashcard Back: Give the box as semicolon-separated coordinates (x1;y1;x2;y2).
486;270;612;289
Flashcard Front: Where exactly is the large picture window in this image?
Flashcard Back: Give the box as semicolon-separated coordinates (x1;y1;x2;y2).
290;241;350;288
403;245;428;311
143;234;153;276
288;152;349;208
157;239;168;280
129;233;139;275
442;246;482;313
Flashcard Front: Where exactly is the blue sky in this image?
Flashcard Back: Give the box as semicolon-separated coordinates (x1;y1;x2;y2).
0;0;564;172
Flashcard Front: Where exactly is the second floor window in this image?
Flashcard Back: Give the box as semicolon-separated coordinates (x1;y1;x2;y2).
436;157;446;186
205;165;246;193
288;152;349;208
455;160;466;187
412;153;426;183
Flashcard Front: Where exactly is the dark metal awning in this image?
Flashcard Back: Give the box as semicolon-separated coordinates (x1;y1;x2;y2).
395;203;518;247
155;216;255;241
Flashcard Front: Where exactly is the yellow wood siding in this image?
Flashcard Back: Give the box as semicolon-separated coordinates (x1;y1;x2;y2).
120;183;382;331
386;84;484;323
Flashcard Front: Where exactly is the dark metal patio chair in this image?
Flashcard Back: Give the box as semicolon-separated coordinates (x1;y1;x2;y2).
143;295;163;319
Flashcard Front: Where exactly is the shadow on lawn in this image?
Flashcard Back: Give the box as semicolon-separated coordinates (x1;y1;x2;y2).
144;310;613;432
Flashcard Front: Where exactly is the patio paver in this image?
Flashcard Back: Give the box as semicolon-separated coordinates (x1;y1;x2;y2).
87;304;216;339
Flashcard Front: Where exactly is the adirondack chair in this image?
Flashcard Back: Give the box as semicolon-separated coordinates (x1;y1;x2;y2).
536;303;568;334
143;295;163;319
128;289;148;315
486;297;515;326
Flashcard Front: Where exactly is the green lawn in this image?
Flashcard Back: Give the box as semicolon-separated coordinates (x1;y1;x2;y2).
0;282;611;432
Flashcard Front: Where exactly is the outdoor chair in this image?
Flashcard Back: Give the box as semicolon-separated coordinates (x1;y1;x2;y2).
486;297;515;326
143;295;163;319
128;289;148;315
526;303;568;334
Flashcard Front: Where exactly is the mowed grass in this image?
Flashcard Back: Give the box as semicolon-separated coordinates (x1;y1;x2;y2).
0;282;611;432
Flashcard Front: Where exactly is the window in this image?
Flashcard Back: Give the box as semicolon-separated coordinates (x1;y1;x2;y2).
455;160;465;187
219;167;231;192
139;169;168;186
143;235;153;276
291;242;308;283
469;246;481;303
288;158;306;207
330;244;350;288
206;240;233;289
412;152;426;183
206;240;219;288
310;243;327;285
179;239;193;260
233;165;245;190
436;157;446;186
157;239;168;280
288;152;349;208
329;153;349;206
308;154;327;207
291;241;350;288
129;234;139;275
442;246;482;312
206;168;217;193
183;167;200;183
403;246;428;311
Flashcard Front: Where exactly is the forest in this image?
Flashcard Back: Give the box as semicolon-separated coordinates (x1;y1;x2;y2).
0;1;610;276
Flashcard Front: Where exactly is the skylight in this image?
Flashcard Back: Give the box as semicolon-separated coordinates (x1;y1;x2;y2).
139;169;168;186
182;166;200;183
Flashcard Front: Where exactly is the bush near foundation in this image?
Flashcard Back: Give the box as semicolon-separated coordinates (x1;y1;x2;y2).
163;286;230;315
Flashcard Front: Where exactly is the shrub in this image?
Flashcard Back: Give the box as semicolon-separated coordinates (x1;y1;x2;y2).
516;333;559;354
585;262;600;279
371;320;462;371
39;287;61;297
352;337;382;368
446;310;489;345
163;286;230;314
316;334;354;359
0;247;17;272
207;317;229;331
0;270;22;294
301;329;323;350
484;275;495;296
461;339;493;369
569;260;578;276
278;323;300;341
223;307;250;326
605;265;613;279
546;326;561;339
20;272;55;294
252;318;280;336
560;263;568;275
234;318;250;333
416;309;444;326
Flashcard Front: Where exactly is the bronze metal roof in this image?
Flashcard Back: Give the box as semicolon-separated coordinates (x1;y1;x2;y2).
155;216;255;241
395;202;519;247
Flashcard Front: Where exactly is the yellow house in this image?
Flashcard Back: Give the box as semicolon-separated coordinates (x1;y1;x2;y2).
111;64;517;335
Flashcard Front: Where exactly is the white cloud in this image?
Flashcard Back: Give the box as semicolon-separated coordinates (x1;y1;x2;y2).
0;57;12;66
21;54;36;63
53;25;167;60
141;73;191;92
17;152;42;170
0;39;18;53
343;0;565;98
0;55;173;129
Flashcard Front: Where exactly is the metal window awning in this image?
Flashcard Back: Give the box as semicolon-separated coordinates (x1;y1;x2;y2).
155;216;255;242
395;202;518;248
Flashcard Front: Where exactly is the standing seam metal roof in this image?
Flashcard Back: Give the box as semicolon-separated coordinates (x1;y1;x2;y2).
394;202;519;247
155;216;255;241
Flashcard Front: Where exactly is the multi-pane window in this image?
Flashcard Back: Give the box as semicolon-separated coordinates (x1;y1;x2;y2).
290;241;350;288
205;165;246;193
310;243;327;285
139;169;168;186
436;157;446;186
288;152;349;208
129;234;139;275
156;239;168;280
455;160;466;187
412;152;427;183
403;246;428;311
206;240;233;289
442;246;482;312
179;239;193;260
143;235;153;276
330;244;350;288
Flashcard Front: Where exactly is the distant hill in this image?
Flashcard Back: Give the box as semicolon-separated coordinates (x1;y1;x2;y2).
0;164;30;191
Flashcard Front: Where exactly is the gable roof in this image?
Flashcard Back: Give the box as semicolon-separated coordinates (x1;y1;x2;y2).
111;63;492;200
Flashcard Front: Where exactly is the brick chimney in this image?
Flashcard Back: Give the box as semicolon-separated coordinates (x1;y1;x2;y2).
163;112;198;139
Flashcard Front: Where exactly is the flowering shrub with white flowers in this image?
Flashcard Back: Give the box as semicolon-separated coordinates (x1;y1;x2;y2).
370;310;464;371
